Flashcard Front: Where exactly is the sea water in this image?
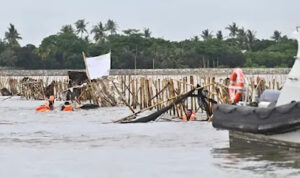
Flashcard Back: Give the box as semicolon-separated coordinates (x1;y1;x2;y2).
0;97;300;178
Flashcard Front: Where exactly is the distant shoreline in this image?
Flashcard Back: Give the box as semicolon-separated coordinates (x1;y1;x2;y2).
0;68;290;77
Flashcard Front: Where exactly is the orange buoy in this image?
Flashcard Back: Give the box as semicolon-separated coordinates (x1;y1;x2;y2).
229;68;245;103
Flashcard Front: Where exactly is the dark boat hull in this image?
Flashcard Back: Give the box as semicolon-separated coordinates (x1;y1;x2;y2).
229;130;300;151
212;102;300;135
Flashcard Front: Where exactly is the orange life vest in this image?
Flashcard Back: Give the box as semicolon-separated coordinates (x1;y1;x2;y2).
63;105;73;111
36;105;49;112
182;113;196;121
36;101;54;112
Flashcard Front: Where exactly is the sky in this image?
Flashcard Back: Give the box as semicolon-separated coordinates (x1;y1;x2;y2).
0;0;299;46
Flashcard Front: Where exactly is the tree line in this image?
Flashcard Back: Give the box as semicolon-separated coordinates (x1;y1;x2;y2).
0;20;297;69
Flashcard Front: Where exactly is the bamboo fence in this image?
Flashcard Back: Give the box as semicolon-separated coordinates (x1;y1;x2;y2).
0;74;286;118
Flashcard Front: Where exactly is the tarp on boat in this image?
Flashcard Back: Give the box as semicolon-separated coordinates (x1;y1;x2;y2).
277;29;300;106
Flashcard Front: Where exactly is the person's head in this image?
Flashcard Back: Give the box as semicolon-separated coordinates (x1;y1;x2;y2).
64;101;70;105
49;95;55;102
185;109;192;117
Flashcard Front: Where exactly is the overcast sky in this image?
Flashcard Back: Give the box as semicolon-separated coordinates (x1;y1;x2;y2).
0;0;299;46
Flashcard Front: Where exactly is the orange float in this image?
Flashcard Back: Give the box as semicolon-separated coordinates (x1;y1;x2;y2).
229;68;245;103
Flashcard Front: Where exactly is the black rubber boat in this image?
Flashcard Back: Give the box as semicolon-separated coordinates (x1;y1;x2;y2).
213;27;300;149
212;101;300;135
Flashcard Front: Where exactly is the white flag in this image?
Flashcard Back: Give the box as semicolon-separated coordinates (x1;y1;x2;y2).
85;52;111;79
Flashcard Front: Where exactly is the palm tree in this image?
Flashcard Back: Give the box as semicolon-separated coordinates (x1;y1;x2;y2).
105;19;117;35
143;28;151;38
201;29;212;40
4;24;22;47
216;30;223;40
226;22;239;38
246;30;256;50
91;22;106;42
192;36;199;42
74;19;88;38
60;25;74;34
237;28;247;49
271;30;281;42
123;29;141;36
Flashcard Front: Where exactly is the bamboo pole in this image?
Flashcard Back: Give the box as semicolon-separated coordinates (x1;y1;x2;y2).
132;78;136;109
128;75;131;105
143;78;148;108
139;77;144;110
190;76;194;110
148;78;153;107
112;81;135;114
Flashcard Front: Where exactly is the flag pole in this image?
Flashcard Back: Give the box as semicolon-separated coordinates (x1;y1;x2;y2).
82;52;99;105
82;51;91;81
109;49;112;75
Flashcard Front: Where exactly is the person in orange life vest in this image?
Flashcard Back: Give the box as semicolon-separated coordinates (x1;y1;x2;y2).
181;109;196;121
36;95;55;112
45;95;55;110
61;101;73;111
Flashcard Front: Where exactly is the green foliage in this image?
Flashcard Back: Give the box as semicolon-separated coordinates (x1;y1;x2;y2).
226;22;239;38
0;22;298;69
201;29;213;41
74;19;88;38
91;22;107;43
38;28;88;69
4;24;22;48
246;39;297;67
0;47;17;66
216;31;223;40
105;19;117;35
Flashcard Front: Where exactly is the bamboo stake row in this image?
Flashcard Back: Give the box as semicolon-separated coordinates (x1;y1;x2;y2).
0;75;285;118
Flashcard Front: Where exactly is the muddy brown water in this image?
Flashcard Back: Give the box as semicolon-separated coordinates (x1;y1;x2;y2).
0;97;300;178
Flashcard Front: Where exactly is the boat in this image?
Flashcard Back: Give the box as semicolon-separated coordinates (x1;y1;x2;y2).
213;101;300;135
119;84;215;123
212;27;300;149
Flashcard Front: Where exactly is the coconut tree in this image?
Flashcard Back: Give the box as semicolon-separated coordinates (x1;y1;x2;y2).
74;19;88;38
201;29;212;40
123;29;141;36
192;36;199;42
237;28;248;49
143;28;151;38
216;30;223;40
226;22;239;38
0;39;5;52
91;22;106;42
4;24;22;47
105;19;117;35
271;30;282;42
246;30;256;50
60;25;74;34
